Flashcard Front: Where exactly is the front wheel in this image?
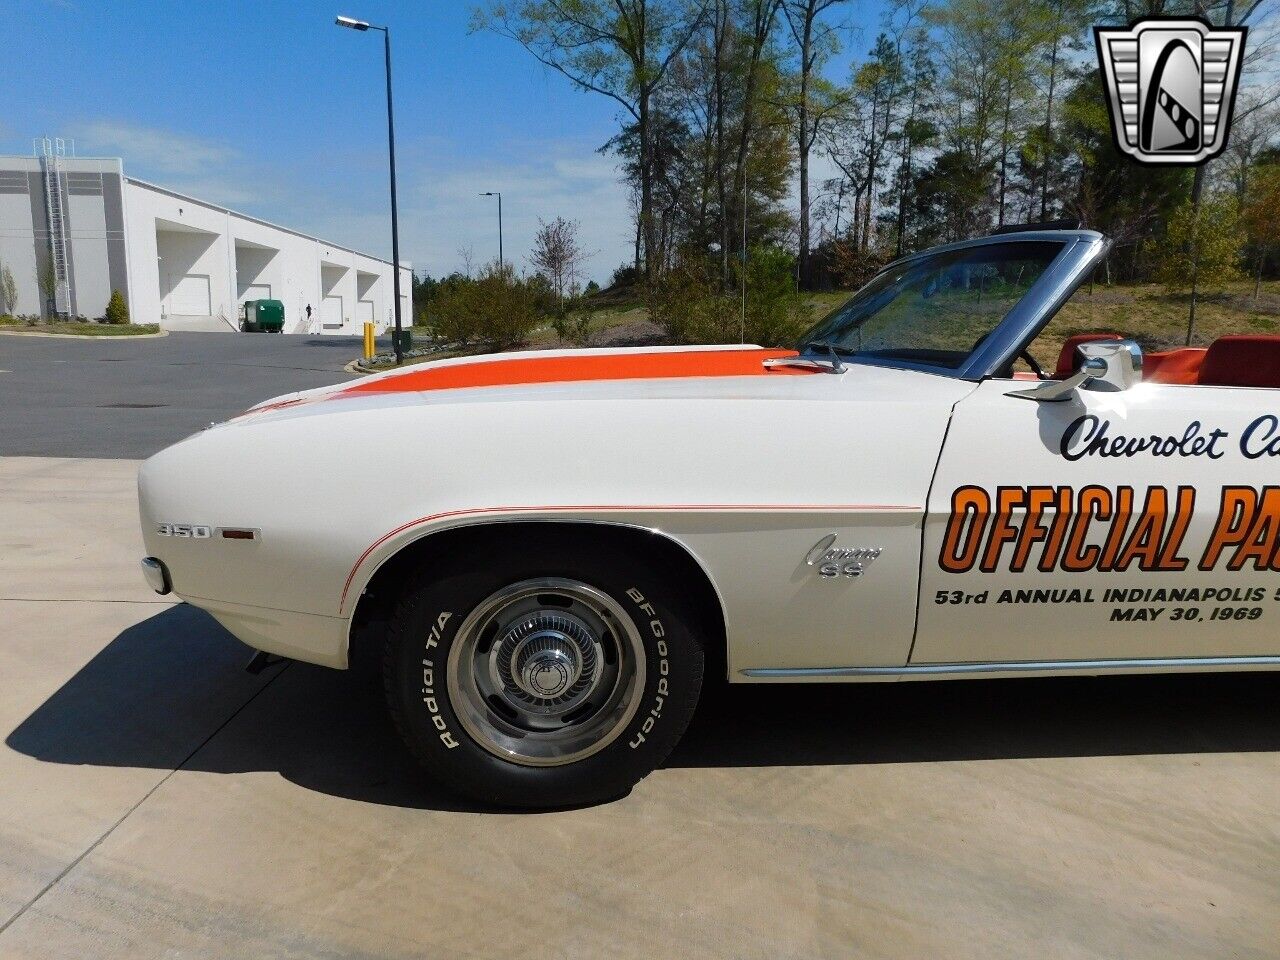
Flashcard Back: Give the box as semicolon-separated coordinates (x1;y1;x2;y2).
383;535;705;807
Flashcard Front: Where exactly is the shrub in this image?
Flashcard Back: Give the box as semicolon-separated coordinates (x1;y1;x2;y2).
827;239;889;290
609;263;641;289
648;246;809;348
0;264;16;315
104;289;130;325
552;311;594;346
740;246;810;348
427;262;541;349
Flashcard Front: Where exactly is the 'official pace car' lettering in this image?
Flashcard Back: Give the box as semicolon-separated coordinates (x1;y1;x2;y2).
940;484;1280;574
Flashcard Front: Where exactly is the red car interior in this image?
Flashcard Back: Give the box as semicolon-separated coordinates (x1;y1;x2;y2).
1144;348;1206;384
1049;332;1280;388
1197;335;1280;389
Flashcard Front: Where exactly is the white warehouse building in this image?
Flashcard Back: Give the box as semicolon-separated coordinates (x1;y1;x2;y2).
0;150;410;334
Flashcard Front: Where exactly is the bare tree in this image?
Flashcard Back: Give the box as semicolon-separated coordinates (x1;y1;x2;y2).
783;0;850;287
1224;99;1280;198
530;217;594;300
457;245;476;279
728;0;786;278
477;0;712;282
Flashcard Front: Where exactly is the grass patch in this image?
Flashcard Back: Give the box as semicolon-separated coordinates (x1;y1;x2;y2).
1031;279;1280;368
527;306;652;348
0;319;161;337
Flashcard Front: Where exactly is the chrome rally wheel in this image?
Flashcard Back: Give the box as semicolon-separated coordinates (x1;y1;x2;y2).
383;531;707;808
448;578;646;767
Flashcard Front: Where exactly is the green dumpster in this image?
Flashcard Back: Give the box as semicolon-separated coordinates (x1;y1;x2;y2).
242;299;285;333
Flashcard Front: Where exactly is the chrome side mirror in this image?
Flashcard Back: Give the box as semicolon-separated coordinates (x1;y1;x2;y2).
1007;340;1143;403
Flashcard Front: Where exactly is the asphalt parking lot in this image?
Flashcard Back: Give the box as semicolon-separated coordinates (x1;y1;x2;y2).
0;332;363;458
0;335;1277;958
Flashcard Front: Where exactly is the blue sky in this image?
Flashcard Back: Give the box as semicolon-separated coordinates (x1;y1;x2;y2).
2;0;881;284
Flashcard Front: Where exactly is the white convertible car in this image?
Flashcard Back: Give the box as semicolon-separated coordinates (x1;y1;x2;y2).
138;230;1280;806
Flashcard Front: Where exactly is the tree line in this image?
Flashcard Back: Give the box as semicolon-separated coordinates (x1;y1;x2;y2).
470;0;1278;309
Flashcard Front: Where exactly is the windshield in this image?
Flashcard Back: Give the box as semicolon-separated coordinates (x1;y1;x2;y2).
799;240;1064;370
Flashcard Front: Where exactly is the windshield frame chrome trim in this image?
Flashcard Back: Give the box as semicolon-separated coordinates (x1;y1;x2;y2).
797;230;1111;382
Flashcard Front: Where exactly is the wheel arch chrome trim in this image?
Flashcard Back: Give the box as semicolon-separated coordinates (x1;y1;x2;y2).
343;512;732;666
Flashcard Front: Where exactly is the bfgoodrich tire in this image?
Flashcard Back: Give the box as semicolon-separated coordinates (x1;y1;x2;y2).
383;531;705;808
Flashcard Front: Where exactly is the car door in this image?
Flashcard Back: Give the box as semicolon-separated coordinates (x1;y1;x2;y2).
914;373;1280;664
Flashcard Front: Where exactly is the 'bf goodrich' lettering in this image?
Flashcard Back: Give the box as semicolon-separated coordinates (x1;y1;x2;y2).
626;587;669;750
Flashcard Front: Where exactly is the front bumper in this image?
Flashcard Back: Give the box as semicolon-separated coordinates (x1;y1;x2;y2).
141;557;171;595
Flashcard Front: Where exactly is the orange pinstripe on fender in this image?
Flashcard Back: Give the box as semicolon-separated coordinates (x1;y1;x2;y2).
338;502;922;613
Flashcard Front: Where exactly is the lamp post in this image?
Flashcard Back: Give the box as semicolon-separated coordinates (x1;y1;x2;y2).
336;14;404;364
480;191;503;269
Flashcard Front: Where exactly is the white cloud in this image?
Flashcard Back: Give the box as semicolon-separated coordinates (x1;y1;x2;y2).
400;139;633;283
68;120;263;210
73;120;239;177
62;121;636;283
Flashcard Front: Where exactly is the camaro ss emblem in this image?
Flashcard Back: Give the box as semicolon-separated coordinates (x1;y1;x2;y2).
804;534;882;579
1094;17;1246;166
156;523;211;538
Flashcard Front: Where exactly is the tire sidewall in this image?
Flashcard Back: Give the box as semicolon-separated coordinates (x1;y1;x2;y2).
386;541;703;807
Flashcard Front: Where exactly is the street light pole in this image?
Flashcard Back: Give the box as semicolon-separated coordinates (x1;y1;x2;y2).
336;14;404;365
480;191;503;269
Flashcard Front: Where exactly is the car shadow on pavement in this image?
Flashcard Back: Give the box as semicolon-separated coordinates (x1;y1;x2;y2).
6;604;482;813
677;668;1280;769
8;604;1280;813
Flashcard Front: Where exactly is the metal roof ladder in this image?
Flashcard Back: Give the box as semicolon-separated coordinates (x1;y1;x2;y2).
36;137;72;317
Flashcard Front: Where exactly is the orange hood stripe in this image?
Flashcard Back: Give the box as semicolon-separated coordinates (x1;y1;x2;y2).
339;348;812;396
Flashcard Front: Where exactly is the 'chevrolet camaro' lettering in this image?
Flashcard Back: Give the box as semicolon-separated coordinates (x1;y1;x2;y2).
1060;415;1228;461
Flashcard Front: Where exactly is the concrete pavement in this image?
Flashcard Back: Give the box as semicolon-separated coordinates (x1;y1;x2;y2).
1;456;1278;958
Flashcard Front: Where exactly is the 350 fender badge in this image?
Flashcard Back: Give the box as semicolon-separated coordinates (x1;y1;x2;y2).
805;534;882;579
156;523;211;539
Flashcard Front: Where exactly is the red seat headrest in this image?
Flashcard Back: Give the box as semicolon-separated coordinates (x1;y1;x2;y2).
1054;333;1124;379
1198;335;1280;388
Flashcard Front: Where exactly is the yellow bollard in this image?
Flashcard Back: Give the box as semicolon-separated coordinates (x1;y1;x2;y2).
363;322;374;360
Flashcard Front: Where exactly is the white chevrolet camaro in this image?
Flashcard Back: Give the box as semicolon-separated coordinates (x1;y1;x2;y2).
138;230;1280;807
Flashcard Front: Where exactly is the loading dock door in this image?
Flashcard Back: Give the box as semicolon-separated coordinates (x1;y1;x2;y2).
167;274;211;315
243;283;271;303
321;295;344;329
356;299;375;324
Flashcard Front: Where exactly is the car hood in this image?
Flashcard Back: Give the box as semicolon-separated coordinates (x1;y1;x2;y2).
230;344;829;425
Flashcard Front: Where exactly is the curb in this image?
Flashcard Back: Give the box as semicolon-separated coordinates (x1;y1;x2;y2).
0;327;169;340
346;343;467;376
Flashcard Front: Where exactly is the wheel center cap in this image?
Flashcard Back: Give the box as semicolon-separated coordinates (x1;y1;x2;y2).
526;657;571;697
512;632;581;700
